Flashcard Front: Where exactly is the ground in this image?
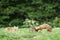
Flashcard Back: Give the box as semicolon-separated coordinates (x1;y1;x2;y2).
0;28;60;40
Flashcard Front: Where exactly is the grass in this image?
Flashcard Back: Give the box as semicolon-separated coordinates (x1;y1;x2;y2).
0;28;60;40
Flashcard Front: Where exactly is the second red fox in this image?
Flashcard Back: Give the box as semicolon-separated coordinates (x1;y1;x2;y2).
5;26;18;31
30;23;52;32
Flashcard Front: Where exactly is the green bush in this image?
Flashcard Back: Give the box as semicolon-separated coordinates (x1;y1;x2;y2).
48;17;60;27
9;19;23;27
0;0;60;27
22;19;39;28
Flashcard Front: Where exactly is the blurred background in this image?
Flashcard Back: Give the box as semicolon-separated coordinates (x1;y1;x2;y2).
0;0;60;28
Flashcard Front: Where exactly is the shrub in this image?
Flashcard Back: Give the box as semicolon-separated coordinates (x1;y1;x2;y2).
22;19;39;28
9;19;23;27
48;17;60;28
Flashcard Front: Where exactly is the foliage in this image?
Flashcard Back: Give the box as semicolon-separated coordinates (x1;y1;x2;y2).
22;19;39;28
0;0;60;27
9;19;24;27
48;17;60;27
0;28;60;40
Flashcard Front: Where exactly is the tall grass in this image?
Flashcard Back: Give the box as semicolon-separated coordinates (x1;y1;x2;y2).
0;28;60;40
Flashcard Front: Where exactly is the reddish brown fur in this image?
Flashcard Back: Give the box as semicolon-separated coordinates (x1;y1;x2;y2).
29;27;38;32
36;23;52;32
5;26;18;31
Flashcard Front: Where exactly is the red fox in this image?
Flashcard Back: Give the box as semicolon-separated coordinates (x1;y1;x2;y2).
36;23;52;32
29;27;38;32
5;26;18;31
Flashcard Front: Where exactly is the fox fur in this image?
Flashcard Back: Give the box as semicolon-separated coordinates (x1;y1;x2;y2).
36;23;52;32
29;27;38;32
29;23;52;32
5;26;18;31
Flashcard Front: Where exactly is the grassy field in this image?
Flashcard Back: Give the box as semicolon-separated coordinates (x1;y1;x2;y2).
0;28;60;40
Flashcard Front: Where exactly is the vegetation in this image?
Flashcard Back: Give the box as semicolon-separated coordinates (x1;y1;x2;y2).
0;28;60;40
0;0;60;27
0;0;60;40
22;19;39;28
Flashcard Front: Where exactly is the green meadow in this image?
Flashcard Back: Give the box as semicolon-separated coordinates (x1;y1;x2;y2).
0;28;60;40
